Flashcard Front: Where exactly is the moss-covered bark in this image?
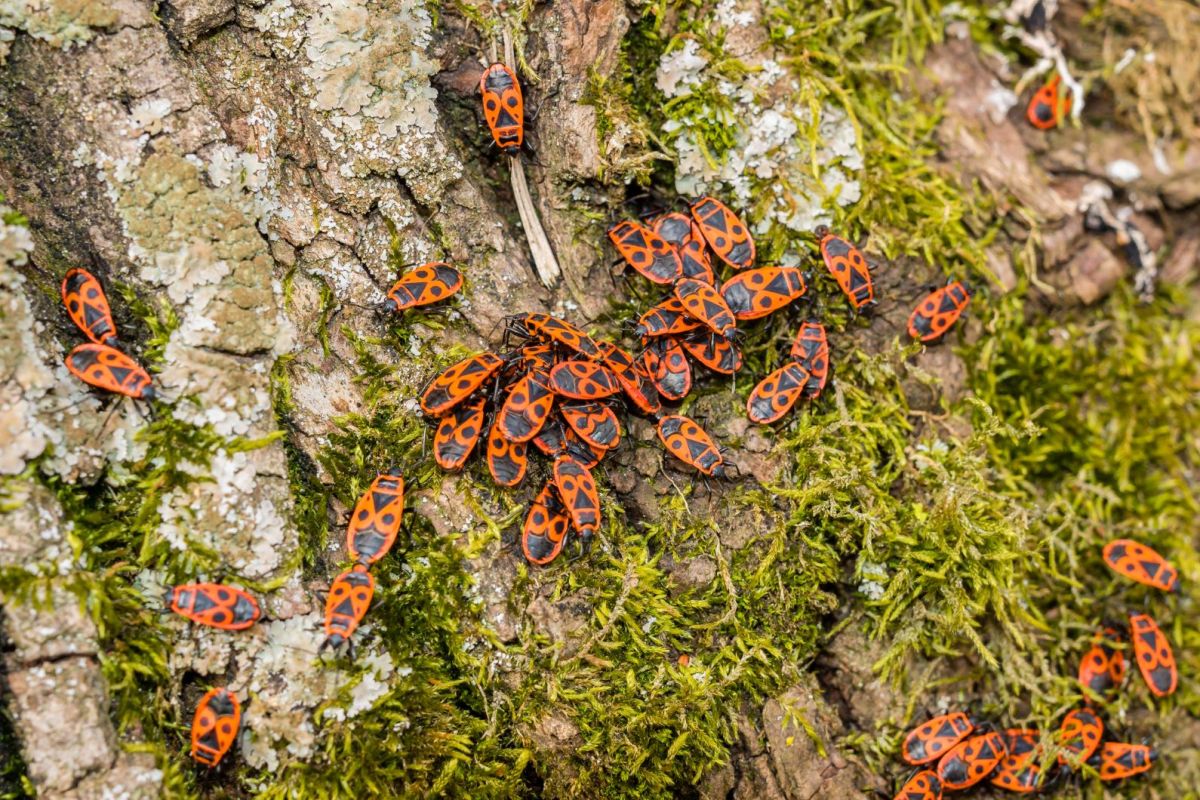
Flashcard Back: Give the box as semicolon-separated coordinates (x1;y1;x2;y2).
0;0;1197;798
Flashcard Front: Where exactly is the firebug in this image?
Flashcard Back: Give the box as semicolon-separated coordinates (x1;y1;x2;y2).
893;769;941;800
1089;742;1157;781
522;480;572;566
936;731;1006;790
433;395;486;470
480;63;524;154
1129;612;1177;697
61;268;119;346
419;351;505;416
345;469;405;565
1057;708;1103;765
1027;74;1071;130
65;343;156;400
720;266;807;321
486;423;528;487
1102;538;1179;593
656;414;728;477
322;563;374;655
609;220;682;285
746;362;811;424
384;262;462;312
789;321;829;399
816;226;874;310
689;196;755;269
902;712;974;765
907;281;970;343
169;583;261;631
191;688;240;767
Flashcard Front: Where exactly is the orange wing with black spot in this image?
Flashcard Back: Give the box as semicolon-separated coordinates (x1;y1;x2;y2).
1078;626;1127;698
170;583;261;631
552;455;600;543
517;312;603;359
480;63;524;153
720;267;807;320
1089;742;1156;781
901;711;974;765
746;362;810;424
936;731;1006;791
1103;538;1179;592
434;394;486;470
652;212;693;248
560;402;620;449
673;278;737;339
420;351;505;416
680;332;742;375
893;769;941;800
989;759;1041;793
385;263;462;312
990;728;1041;793
1027;74;1071;130
907;281;970;342
323;564;375;650
1129;612;1177;696
62;268;119;346
532;420;606;469
521;343;555;372
65;343;155;400
497;369;556;442
486;422;528;487
1058;708;1103;766
565;425;607;468
548;360;620;400
653;212;715;283
642;338;692;401
656;414;726;477
191;688;241;767
346;469;405;564
789;322;829;399
634;297;703;339
522;480;572;566
598;342;662;415
609;220;682;285
689;196;755;269
818;228;874;309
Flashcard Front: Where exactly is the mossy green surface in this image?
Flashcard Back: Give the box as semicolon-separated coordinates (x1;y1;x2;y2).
1;2;1196;799
0;292;277;799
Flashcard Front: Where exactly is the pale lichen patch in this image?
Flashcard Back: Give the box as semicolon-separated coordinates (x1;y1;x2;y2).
0;0;118;63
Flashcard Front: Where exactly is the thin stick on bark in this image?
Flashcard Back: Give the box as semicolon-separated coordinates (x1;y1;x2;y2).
498;28;561;289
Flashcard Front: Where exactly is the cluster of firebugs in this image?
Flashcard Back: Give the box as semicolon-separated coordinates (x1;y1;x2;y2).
44;62;1079;771
893;538;1178;798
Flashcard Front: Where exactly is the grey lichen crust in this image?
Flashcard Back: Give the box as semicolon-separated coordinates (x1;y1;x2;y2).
1;0;1197;797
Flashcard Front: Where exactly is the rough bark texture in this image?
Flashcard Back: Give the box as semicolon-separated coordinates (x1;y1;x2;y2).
1;0;1198;798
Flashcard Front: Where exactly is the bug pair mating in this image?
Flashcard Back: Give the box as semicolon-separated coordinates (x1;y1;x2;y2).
736;226;873;426
320;469;409;655
420;311;732;566
1093;538;1181;699
59;268;156;402
746;321;830;424
612;196;761;342
896;709;1156;798
419;319;613;566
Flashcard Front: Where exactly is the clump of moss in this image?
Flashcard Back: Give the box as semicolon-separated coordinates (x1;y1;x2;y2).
1091;0;1200;147
0;286;289;798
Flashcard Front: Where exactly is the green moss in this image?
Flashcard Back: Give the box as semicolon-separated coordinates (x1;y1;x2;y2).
0;678;32;800
0;291;288;799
